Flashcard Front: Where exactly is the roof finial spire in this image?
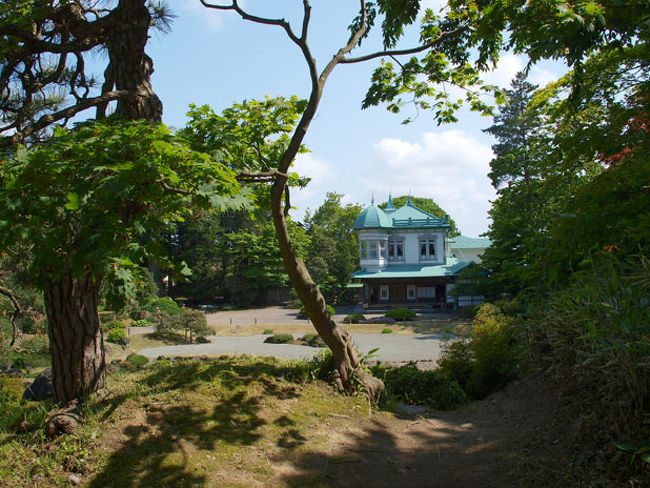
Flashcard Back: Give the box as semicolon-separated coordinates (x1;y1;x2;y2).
371;192;374;206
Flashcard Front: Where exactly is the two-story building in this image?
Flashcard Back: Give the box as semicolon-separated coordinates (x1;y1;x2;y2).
351;196;489;309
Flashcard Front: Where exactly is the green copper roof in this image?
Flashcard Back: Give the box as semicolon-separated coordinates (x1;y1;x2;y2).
352;258;470;279
354;197;451;230
353;205;393;229
449;235;491;249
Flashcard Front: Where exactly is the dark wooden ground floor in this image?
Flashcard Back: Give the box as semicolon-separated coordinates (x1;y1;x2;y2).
361;277;452;309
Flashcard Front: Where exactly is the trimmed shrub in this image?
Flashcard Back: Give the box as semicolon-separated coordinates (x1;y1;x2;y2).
145;297;182;316
265;333;293;344
381;328;393;334
123;353;149;371
263;329;273;335
301;334;325;347
385;308;416;321
343;313;366;324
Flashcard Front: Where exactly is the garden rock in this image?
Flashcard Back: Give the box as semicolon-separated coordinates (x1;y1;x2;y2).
23;368;53;401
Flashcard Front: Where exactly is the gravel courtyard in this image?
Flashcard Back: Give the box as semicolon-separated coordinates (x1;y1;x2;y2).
137;306;453;365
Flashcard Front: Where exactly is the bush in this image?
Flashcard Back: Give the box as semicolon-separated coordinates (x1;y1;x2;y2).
145;297;182;316
0;375;50;433
528;255;650;449
107;327;126;344
381;328;393;334
154;308;211;344
263;329;273;335
385;308;416;321
123;353;149;371
265;333;293;344
371;363;468;410
104;320;126;331
343;313;366;324
130;319;153;327
300;334;324;347
437;303;520;400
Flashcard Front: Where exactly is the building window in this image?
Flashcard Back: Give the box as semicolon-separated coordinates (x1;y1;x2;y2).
407;285;416;300
420;238;436;260
380;285;389;301
369;240;378;259
388;240;404;261
379;241;386;259
417;286;436;298
360;241;368;258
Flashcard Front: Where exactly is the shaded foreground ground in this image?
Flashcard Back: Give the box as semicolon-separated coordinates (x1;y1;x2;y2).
0;357;569;488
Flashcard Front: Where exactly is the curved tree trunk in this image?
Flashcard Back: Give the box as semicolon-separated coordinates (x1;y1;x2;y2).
44;273;105;405
270;182;384;403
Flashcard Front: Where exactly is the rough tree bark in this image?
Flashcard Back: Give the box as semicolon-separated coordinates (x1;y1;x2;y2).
99;1;163;121
44;272;104;404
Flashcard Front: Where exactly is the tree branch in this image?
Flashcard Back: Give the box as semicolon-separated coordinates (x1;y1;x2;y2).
339;26;467;64
1;90;128;148
199;0;300;44
0;284;22;348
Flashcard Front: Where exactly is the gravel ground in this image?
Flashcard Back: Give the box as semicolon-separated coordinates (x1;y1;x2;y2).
137;332;447;364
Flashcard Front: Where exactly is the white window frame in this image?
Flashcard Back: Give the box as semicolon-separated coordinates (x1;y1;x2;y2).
419;238;437;261
388;239;404;261
407;285;416;300
380;285;389;301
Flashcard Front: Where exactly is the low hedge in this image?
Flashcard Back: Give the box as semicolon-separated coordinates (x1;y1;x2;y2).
385;308;416;321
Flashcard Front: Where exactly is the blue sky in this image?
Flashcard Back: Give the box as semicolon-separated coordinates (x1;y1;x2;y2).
145;1;561;237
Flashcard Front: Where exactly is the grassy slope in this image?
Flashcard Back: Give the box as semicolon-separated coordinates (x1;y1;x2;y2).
0;357;370;488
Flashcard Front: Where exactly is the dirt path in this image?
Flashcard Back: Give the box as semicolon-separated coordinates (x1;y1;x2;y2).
272;379;561;488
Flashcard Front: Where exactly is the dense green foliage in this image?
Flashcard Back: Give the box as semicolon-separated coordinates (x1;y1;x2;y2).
0;375;50;433
0;118;242;307
153;307;211;344
372;364;468;410
528;255;649;444
438;304;521;400
303;193;361;303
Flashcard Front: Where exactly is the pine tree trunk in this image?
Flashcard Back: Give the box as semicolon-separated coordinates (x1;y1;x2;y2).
99;0;163;121
270;183;384;403
44;273;105;405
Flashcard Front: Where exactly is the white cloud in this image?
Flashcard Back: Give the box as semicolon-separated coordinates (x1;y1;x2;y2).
177;1;224;30
358;131;496;237
483;53;523;88
289;153;334;220
529;65;559;87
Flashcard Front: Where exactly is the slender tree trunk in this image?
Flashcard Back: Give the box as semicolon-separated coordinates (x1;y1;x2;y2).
270;182;384;403
44;273;105;405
